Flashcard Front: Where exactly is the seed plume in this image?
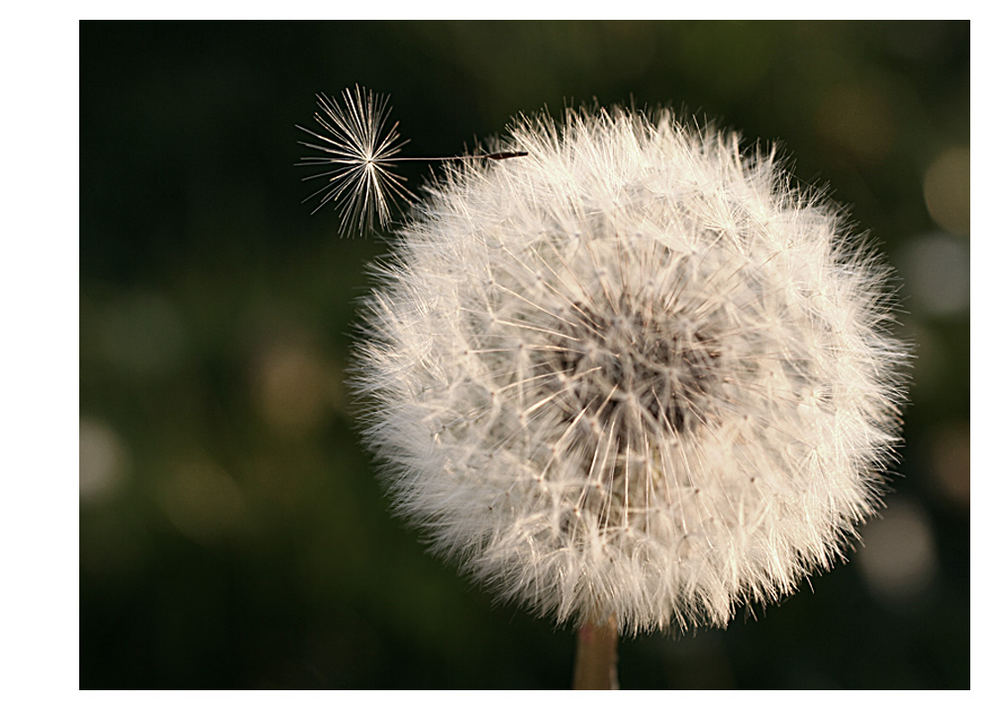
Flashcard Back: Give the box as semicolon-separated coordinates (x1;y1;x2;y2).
297;85;526;235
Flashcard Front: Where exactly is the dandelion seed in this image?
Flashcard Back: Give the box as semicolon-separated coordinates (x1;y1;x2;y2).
298;85;528;235
352;102;909;647
296;85;415;234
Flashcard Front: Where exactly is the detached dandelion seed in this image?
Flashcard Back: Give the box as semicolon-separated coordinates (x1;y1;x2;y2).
297;85;527;235
296;85;415;234
346;98;909;686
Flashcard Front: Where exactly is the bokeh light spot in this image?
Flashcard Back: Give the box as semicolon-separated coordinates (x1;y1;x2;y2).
97;292;189;379
858;499;937;604
930;423;970;509
79;416;128;503
158;459;247;544
815;83;894;163
897;232;969;317
923;146;970;235
252;342;338;437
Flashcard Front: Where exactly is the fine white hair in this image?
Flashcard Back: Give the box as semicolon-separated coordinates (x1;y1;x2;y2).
352;104;908;635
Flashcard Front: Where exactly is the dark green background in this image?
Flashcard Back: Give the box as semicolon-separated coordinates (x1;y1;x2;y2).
80;21;970;689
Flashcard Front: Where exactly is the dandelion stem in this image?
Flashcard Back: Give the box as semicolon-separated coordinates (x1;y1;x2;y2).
572;615;619;690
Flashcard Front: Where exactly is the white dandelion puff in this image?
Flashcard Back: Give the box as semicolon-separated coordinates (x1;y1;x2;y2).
352;103;909;637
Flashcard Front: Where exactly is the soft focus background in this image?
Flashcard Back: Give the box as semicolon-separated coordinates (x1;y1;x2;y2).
80;20;969;689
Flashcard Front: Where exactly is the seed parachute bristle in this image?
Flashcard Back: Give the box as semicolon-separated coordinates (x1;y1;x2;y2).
296;85;416;235
297;86;529;235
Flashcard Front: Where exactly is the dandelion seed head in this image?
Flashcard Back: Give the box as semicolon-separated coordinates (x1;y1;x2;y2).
352;105;909;634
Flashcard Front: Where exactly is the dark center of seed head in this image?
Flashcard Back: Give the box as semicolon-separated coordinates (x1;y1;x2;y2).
543;301;720;437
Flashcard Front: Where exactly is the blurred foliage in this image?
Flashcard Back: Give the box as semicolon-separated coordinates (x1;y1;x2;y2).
80;20;969;689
